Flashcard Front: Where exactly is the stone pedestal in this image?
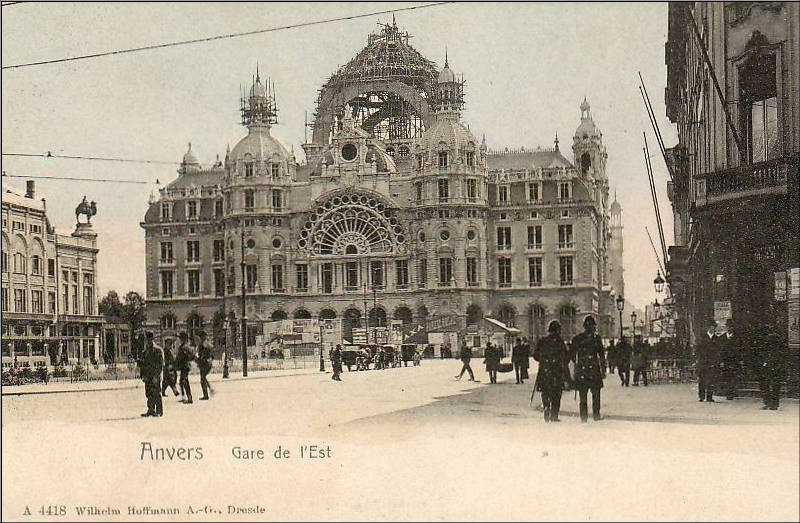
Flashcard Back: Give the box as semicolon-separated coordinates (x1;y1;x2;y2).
72;222;97;239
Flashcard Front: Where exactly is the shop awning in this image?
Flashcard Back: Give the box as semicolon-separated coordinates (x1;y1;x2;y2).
482;317;521;334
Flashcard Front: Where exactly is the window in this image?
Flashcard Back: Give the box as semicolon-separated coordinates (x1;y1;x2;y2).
558;182;572;201
497;226;512;250
12;220;25;231
30;224;41;234
530;211;539;220
370;261;384;289
271;264;283;291
418;258;427;287
13;253;26;274
0;288;7;312
161;315;176;330
1;251;7;273
186;240;200;262
62;276;69;311
247;264;259;291
295;264;308;292
417;154;424;170
466;151;475;167
245;163;254;177
187;270;201;296
558;224;574;248
528;182;540;202
162;227;170;236
438;257;453;286
272;189;283;210
559;256;574;286
561;210;571;218
321;263;333;294
438;151;448;168
244;189;255;211
396;260;409;288
48;259;55;277
414;182;423;203
398;145;410;158
498;257;512;288
31;290;43;313
466;257;478;286
215;199;223;218
160;271;174;298
440;230;450;241
82;284;94;315
160;242;173;263
438;179;449;201
214;269;225;296
213;239;224;262
47;292;56;314
271;163;280;177
160;203;172;221
187;201;198;220
14;289;26;312
739;52;779;164
528;257;542;287
498;185;509;204
527;225;543;249
71;280;78;314
345;261;359;289
31;255;41;275
467;179;478;200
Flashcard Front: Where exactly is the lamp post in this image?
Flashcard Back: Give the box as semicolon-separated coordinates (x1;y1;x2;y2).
318;318;325;372
615;294;625;343
654;270;665;294
240;227;248;378
631;311;637;339
222;318;230;379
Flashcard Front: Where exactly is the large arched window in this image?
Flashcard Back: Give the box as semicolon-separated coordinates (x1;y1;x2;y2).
298;192;406;256
466;304;483;326
342;308;361;341
319;309;337;320
161;312;177;330
293;309;312;320
530;304;547;343
393;306;413;325
368;307;387;328
270;310;288;321
417;305;429;322
559;304;577;341
186;311;205;338
497;304;516;328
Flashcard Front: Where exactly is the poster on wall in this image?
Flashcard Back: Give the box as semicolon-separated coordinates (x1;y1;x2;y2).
713;301;732;334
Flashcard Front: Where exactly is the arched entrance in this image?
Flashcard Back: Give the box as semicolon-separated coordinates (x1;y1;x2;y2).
319;309;337;320
393;306;413;325
466;304;483;327
368;307;387;328
293;309;312;320
270;310;288;321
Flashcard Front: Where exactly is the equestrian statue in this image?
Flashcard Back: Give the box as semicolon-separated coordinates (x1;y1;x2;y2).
75;196;97;224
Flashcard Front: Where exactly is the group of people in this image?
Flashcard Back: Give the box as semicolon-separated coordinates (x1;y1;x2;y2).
695;319;788;409
606;337;650;387
138;329;215;417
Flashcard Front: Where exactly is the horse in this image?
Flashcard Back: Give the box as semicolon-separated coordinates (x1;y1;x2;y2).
75;196;97;224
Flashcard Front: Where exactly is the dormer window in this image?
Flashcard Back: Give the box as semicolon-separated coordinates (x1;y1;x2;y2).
466;151;474;167
186;201;198;220
271;163;280;177
498;185;509;204
245;163;254;177
558;182;572;201
160;203;172;221
580;152;591;173
438;151;448;168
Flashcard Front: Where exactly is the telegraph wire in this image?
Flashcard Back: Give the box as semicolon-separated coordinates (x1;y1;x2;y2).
2;2;454;70
2;172;151;185
1;2;26;7
3;152;179;165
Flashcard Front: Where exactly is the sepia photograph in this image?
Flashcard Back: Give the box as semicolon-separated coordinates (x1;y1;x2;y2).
1;2;798;521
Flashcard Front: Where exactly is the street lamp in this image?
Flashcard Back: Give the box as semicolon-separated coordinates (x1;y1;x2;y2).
631;311;637;338
615;294;625;342
654;270;665;294
222;318;230;379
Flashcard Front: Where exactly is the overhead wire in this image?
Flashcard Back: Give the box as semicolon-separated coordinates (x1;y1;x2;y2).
2;2;454;70
2;172;152;184
3;151;179;165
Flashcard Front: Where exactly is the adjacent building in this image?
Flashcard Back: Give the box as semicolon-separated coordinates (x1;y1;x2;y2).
664;2;799;387
2;181;104;367
141;22;624;350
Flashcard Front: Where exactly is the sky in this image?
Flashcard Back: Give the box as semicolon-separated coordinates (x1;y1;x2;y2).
1;2;677;311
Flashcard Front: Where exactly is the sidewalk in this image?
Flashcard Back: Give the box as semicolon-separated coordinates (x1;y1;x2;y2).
1;366;323;396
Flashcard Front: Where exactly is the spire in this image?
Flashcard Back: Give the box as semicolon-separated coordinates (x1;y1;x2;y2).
554;132;559;151
256;62;260;83
445;46;449;67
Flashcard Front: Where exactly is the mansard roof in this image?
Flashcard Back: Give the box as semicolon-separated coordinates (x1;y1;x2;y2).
485;147;574;171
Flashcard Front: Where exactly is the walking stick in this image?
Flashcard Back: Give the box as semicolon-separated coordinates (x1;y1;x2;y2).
530;370;538;406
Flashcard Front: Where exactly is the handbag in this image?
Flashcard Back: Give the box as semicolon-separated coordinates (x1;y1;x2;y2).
497;362;514;373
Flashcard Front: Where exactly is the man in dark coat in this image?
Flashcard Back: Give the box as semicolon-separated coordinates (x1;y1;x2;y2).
696;321;720;402
533;321;570;422
571;316;607;422
161;342;179;397
617;337;631;387
195;330;213;400
330;344;343;381
758;326;787;410
632;337;648;387
175;332;194;404
140;331;164;417
484;341;500;384
719;319;739;401
606;340;617;374
512;338;529;384
455;340;475;381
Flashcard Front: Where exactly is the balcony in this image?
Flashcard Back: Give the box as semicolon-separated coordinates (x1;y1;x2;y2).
496;244;512;251
498;282;512;288
560;279;574;287
694;158;793;209
529;281;542;287
527;243;543;251
558;242;574;250
270;288;286;294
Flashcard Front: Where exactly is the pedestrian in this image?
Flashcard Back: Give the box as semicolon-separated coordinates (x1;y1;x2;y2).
719;319;739;400
512;337;529;384
331;344;343;381
484;341;499;384
607;340;617;374
140;331;164;417
758;323;787;410
454;340;475;381
696;320;720;402
161;342;179;397
195;330;213;400
570;316;607;422
617;337;631;387
175;332;194;404
533;321;570;422
631;337;648;387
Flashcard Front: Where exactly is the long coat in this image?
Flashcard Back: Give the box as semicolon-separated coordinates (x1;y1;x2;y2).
197;342;213;374
484;345;501;371
696;334;720;380
512;342;529;368
570;331;606;390
533;334;569;391
175;343;194;373
140;344;164;383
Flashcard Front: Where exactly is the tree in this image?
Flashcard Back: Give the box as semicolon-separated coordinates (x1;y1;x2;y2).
122;291;147;335
98;290;123;318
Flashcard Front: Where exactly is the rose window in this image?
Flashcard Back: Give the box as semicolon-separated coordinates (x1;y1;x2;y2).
298;193;406;256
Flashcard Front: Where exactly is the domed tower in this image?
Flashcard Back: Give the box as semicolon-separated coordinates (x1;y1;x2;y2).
411;58;488;297
572;98;607;179
177;142;201;175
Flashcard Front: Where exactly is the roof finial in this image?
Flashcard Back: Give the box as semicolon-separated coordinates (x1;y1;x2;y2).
554;132;559;151
392;13;396;26
256;62;260;82
445;46;449;67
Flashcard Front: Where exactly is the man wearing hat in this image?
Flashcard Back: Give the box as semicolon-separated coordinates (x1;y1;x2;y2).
140;331;164;417
533;320;570;422
175;332;194;403
696;320;720;402
195;329;214;400
570;316;607;422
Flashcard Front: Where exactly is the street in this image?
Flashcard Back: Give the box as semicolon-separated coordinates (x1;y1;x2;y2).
3;360;798;521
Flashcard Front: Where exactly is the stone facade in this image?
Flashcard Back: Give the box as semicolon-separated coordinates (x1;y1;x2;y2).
141;22;622;350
